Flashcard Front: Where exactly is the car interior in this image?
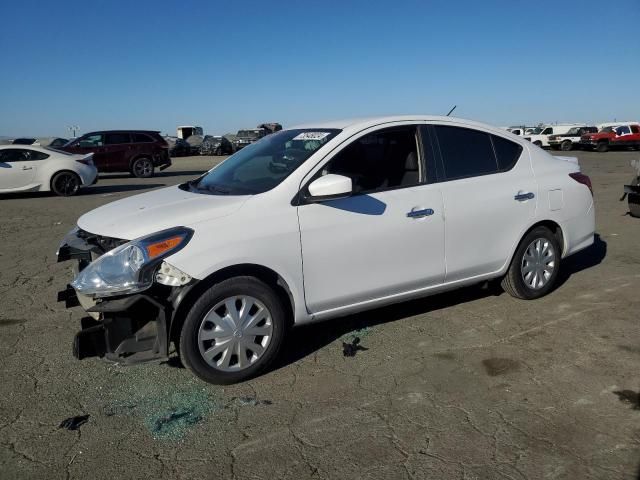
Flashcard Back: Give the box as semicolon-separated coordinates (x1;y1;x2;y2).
324;127;421;193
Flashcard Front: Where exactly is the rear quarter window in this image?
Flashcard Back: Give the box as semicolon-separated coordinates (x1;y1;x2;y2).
491;135;523;171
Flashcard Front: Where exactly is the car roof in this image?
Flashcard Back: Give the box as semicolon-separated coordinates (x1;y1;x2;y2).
83;130;160;135
289;115;509;134
0;144;56;153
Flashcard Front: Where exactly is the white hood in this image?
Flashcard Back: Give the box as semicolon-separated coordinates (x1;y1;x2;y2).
78;185;248;240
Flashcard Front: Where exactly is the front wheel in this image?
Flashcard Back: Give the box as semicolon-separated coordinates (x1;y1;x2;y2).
501;226;561;300
51;171;81;196
560;140;573;151
179;277;287;384
533;140;543;147
596;141;609;153
131;157;154;178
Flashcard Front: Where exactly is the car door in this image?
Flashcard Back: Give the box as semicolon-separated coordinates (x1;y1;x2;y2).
429;123;537;282
68;134;107;170
0;148;46;190
297;124;445;314
103;132;133;172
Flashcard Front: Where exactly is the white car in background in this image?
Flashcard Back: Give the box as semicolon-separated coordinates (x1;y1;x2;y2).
0;145;97;196
58;116;595;384
525;124;586;147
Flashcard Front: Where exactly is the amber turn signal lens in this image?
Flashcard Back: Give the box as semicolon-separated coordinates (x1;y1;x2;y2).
145;236;183;259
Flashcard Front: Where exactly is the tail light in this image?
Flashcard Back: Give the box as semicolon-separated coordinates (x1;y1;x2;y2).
569;172;593;195
76;157;94;166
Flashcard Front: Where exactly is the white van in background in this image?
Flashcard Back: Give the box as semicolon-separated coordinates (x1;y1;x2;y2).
525;124;585;147
177;126;204;139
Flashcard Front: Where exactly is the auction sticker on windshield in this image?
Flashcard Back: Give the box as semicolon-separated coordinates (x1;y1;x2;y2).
293;132;331;141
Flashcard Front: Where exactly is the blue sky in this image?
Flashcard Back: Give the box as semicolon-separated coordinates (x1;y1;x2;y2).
1;0;638;137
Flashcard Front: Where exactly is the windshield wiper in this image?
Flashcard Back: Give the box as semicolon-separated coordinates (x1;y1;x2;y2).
204;184;231;195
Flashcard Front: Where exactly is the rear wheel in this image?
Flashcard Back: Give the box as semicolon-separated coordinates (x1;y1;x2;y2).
560;140;573;151
596;141;609;153
179;277;287;384
51;171;81;196
501;226;561;300
131;157;154;178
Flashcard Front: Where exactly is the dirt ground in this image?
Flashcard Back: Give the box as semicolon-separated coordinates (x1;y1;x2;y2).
1;150;639;480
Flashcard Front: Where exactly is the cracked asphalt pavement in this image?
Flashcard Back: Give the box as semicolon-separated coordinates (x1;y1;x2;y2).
1;151;639;479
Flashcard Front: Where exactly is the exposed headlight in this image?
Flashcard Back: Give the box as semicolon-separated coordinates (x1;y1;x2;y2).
71;227;193;298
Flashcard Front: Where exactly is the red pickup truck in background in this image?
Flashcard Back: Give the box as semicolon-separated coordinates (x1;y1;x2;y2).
580;124;640;152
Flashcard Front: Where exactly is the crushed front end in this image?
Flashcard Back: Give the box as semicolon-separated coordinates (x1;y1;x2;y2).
57;227;195;364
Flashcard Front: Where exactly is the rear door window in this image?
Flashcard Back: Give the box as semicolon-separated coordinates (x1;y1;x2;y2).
434;126;498;181
105;133;132;145
133;133;154;143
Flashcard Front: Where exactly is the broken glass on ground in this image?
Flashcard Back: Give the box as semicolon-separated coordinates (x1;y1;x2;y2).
342;336;368;357
59;415;89;431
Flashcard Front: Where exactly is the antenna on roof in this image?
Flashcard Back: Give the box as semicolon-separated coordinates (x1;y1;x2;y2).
446;105;457;116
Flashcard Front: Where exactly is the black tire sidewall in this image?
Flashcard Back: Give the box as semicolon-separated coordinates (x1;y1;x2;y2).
51;171;80;196
132;157;154;178
509;227;561;299
179;277;286;384
596;142;608;152
561;141;572;151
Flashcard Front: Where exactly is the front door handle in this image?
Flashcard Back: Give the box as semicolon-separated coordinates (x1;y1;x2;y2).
22;166;33;170
514;192;535;201
407;208;434;219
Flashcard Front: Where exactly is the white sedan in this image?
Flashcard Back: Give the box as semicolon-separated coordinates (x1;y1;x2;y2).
0;145;97;196
58;115;595;384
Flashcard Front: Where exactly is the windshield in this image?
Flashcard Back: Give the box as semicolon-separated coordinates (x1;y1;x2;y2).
567;127;581;135
186;129;340;195
600;127;614;133
526;128;542;134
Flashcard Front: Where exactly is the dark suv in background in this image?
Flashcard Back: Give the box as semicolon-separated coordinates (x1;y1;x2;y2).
62;130;171;177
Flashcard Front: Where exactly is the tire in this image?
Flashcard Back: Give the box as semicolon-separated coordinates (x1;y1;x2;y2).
179;277;287;384
214;147;222;156
533;140;543;147
596;141;609;153
51;171;81;196
560;140;573;151
629;193;640;218
131;157;154;178
501;226;561;300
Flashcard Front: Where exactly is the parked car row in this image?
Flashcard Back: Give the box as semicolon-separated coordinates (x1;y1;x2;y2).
504;122;640;151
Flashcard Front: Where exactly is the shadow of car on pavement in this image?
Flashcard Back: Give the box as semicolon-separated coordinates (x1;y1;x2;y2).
272;234;607;372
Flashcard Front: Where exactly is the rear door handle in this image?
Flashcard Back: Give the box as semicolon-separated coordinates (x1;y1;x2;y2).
514;192;534;201
22;166;33;170
407;208;434;218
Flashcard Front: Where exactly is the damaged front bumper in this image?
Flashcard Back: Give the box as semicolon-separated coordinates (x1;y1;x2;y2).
57;229;192;365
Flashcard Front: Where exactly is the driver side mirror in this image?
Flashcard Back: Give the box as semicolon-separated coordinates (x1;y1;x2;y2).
306;174;352;202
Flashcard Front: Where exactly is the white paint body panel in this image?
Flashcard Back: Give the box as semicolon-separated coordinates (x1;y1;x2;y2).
0;145;97;193
73;116;595;325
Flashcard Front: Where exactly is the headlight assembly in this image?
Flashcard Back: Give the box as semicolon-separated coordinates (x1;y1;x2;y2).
71;227;193;298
